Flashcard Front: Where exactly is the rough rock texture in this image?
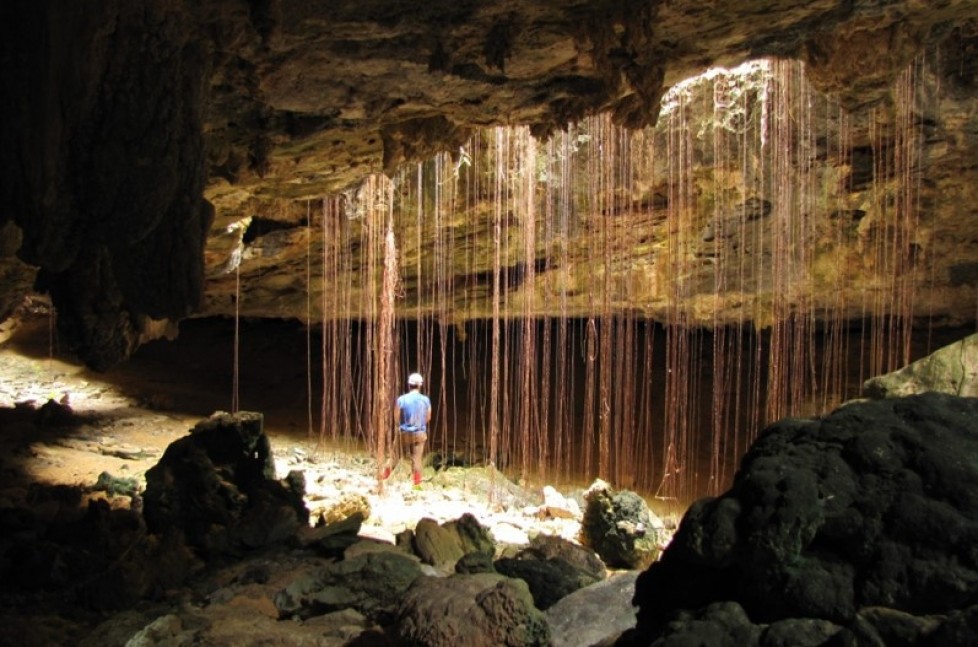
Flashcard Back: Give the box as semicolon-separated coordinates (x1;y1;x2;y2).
5;2;978;366
297;511;366;559
274;548;424;623
395;572;551;647
495;552;601;611
625;393;978;645
198;44;978;337
110;607;376;647
495;534;608;610
521;533;608;580
411;511;496;572
580;480;662;569
864;332;978;398
1;404;636;645
142;411;308;557
1;1;212;369
621;600;978;646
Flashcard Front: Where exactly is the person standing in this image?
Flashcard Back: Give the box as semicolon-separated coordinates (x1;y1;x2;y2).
390;372;431;489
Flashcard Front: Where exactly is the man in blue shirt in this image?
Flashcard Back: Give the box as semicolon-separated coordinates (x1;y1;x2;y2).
389;372;431;489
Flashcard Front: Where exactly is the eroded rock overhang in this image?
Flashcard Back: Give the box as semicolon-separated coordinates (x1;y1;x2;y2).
2;0;978;368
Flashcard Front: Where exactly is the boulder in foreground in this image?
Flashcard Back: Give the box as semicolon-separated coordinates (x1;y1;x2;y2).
626;393;978;645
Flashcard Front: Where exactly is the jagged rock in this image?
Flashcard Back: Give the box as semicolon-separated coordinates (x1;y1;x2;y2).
394;573;551;647
620;601;978;646
545;570;640;647
0;494;183;613
450;511;498;554
523;534;608;580
319;491;371;525
412;512;495;573
299;608;377;645
495;534;607;610
412;518;465;572
761;618;843;646
80;609;162;647
495;556;600;611
274;550;423;623
142;411;308;558
298;511;365;559
197;602;376;646
919;605;978;646
864;333;978;398
628;393;978;644
85;599;378;646
579;480;661;569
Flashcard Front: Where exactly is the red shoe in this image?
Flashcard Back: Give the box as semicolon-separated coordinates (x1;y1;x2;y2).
412;471;422;486
380;466;392;480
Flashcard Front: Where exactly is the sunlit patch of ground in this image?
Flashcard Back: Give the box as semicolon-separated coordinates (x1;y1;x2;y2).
0;308;614;545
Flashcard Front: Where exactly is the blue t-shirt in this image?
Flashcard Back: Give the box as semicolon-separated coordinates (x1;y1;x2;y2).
397;391;431;433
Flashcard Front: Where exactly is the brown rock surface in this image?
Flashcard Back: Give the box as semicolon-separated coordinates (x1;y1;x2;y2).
4;2;978;366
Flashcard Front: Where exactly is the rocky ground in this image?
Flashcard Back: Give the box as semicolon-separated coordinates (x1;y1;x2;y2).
0;302;679;543
0;302;675;646
5;301;978;646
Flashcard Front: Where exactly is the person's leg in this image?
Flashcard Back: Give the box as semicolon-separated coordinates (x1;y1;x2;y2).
382;429;403;480
397;432;414;481
409;432;426;486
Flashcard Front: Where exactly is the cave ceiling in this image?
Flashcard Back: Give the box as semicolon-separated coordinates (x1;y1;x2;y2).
2;1;978;368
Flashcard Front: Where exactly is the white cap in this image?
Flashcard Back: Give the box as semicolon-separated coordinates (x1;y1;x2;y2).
408;372;424;386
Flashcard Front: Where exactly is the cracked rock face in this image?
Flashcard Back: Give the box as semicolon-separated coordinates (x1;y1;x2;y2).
3;1;978;367
201;47;978;338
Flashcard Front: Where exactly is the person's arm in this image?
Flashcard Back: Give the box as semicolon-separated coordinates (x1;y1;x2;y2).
426;399;432;423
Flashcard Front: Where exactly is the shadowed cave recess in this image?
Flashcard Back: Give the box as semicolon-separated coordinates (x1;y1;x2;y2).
3;1;978;645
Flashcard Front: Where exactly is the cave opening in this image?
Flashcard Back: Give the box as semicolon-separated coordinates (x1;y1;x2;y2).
186;57;978;508
122;315;975;509
6;6;978;643
2;56;975;512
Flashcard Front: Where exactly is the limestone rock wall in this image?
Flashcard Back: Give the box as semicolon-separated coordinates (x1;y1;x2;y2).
201;46;978;331
0;1;212;368
3;1;978;366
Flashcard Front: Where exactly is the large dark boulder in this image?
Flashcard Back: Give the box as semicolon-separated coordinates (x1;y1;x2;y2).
495;534;607;610
274;549;424;624
627;393;978;645
411;512;496;573
545;570;641;647
495;556;599;611
143;411;308;558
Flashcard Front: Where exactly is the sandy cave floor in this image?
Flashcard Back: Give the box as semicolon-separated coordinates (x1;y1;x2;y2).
0;304;677;548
